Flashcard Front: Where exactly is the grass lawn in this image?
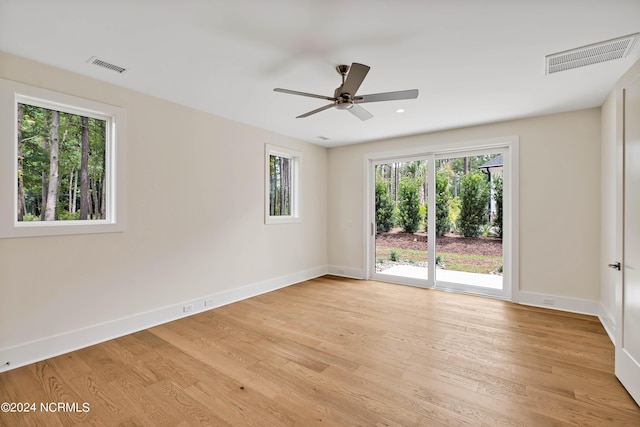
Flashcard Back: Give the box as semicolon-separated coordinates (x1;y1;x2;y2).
375;246;502;275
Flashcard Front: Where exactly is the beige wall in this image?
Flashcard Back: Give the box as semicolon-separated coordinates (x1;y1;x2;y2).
0;49;611;366
328;109;602;301
0;52;328;352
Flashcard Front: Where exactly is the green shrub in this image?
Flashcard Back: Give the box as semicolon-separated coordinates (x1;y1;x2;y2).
435;169;451;236
57;209;80;221
448;196;461;233
22;213;38;222
375;180;395;232
419;204;427;232
397;178;422;233
493;174;503;238
480;223;494;237
457;171;490;237
389;250;399;262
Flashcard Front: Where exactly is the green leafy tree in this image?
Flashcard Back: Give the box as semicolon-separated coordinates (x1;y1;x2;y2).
43;110;60;221
493;174;504;238
375;179;394;232
439;154;500;197
17;103;26;221
18;104;106;220
457;171;490;237
435;169;451;236
269;155;291;216
449;196;461;233
397;178;421;233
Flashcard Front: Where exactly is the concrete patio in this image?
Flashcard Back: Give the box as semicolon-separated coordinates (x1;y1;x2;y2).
378;265;503;289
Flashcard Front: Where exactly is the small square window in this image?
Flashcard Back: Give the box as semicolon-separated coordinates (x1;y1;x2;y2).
265;144;301;224
0;79;126;238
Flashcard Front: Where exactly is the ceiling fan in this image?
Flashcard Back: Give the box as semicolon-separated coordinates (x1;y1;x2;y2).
273;62;418;121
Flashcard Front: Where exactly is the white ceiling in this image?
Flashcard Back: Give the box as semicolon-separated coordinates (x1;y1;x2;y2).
1;0;639;147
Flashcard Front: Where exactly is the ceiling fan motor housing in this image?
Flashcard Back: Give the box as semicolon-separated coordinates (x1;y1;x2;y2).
334;87;354;109
335;99;354;110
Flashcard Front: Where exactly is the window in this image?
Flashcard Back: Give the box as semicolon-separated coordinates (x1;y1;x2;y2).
0;79;126;238
17;102;107;222
265;144;300;224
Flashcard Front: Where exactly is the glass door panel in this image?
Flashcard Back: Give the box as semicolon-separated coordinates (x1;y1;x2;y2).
373;160;431;286
434;153;504;296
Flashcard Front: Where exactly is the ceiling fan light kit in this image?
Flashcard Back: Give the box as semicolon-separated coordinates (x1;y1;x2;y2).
274;62;419;121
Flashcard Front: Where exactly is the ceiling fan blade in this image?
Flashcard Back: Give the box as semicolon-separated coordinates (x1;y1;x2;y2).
274;88;335;101
296;103;335;118
356;89;419;103
347;104;373;121
340;63;370;96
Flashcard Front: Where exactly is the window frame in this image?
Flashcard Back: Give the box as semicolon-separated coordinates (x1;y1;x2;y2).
264;144;301;225
0;79;126;238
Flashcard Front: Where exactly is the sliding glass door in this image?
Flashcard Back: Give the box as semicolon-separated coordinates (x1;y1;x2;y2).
369;144;513;300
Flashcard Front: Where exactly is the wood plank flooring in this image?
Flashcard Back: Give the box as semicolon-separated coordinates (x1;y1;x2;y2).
0;276;638;426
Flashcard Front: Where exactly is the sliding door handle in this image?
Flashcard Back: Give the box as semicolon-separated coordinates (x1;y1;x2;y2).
608;262;621;271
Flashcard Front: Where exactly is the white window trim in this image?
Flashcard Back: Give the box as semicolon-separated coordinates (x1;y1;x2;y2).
264;144;301;224
0;78;126;238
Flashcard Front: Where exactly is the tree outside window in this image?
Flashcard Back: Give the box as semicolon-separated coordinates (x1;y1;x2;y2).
17;103;107;222
269;154;291;216
265;144;300;224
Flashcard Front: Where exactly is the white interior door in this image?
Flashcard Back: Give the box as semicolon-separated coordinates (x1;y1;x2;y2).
617;73;640;406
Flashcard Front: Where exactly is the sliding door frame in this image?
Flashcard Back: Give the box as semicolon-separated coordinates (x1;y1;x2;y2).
363;136;519;301
434;146;509;299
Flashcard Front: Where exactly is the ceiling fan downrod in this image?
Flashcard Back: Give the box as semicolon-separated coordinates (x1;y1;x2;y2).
335;65;353;109
336;64;350;84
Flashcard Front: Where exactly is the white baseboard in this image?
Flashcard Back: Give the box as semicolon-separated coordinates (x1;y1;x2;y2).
0;266;327;373
326;265;364;279
598;303;616;345
516;291;600;316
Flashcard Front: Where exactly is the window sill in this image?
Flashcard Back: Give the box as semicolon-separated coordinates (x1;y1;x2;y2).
265;216;302;225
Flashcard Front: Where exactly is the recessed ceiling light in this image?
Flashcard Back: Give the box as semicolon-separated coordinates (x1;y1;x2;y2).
316;136;330;141
396;109;405;113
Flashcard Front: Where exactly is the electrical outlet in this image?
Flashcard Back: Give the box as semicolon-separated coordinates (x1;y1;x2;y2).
204;299;214;307
183;304;194;313
543;298;555;306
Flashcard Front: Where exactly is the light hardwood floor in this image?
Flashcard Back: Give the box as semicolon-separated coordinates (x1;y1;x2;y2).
1;276;638;426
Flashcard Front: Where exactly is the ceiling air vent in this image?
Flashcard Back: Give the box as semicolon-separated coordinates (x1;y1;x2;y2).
87;56;126;74
545;33;639;75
